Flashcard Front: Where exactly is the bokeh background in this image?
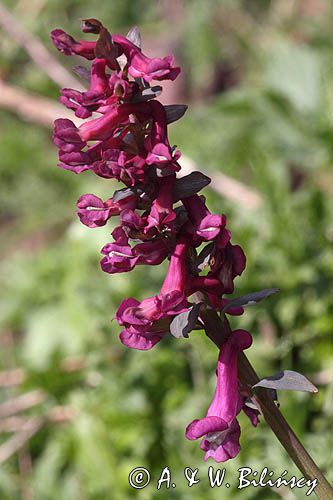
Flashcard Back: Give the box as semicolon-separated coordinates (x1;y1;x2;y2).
0;0;333;498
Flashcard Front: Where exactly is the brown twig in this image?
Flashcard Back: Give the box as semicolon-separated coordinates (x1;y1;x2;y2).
238;353;333;499
0;356;86;387
0;0;262;212
0;368;25;387
0;416;27;432
0;79;80;128
18;446;34;500
0;416;44;464
0;406;75;465
0;406;75;432
0;390;46;419
0;2;83;90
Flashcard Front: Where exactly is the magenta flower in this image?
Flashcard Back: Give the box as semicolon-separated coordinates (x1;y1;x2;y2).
209;242;246;294
145;143;181;174
100;234;169;275
116;293;187;350
100;242;138;274
77;192;137;228
58;142;104;174
132;240;169;265
116;234;226;350
113;35;180;83
51;29;96;59
182;194;229;243
116;237;190;349
51;19;264;467
60;59;111;119
93;150;146;186
53;118;86;153
51;25;180;82
77;194;116;228
61;70;139;119
185;329;252;462
53;102;149;152
242;397;260;428
145;100;181;172
70;104;130;142
146;175;176;231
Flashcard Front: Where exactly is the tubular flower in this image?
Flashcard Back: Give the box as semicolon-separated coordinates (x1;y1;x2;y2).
185;330;252;462
112;35;180;82
77;192;137;228
52;19;260;465
182;194;228;242
116;237;191;350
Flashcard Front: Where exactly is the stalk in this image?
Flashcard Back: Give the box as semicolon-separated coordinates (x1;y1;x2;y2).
202;307;333;499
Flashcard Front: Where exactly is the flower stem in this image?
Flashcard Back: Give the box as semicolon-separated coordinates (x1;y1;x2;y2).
238;352;333;499
201;308;333;499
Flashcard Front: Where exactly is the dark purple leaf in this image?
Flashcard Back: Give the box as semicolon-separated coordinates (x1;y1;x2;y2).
126;26;141;49
164;104;188;124
112;187;137;203
154;165;179;177
174;206;188;230
253;370;318;393
173;172;211;201
169;303;202;339
222;288;279;312
134;77;150;89
95;27;119;63
136;189;153;210
132;86;163;102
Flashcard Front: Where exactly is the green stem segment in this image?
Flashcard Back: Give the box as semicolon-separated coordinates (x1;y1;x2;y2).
201;307;333;500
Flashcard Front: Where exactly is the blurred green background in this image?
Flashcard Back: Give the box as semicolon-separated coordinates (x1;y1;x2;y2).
0;0;333;498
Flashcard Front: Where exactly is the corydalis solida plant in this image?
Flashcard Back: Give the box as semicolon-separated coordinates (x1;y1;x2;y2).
50;20;329;475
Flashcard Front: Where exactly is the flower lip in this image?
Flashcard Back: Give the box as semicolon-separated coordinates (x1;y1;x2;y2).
186;416;228;440
119;329;165;350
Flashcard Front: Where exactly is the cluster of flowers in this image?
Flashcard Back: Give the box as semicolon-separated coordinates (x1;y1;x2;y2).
51;20;259;463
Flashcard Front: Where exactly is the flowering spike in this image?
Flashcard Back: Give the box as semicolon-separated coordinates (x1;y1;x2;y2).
51;19;257;464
